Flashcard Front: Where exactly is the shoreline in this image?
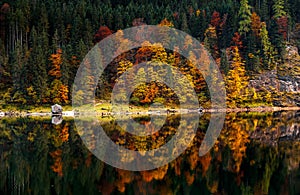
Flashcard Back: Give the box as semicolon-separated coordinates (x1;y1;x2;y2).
0;106;300;118
207;106;300;113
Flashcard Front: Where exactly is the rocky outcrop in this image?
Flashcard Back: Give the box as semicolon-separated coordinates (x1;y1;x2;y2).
248;45;300;106
248;70;300;93
277;74;300;92
248;70;279;92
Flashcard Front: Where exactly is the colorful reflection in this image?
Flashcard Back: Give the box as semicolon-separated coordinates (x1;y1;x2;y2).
0;111;300;194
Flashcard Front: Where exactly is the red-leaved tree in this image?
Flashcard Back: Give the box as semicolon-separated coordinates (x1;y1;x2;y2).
93;26;112;43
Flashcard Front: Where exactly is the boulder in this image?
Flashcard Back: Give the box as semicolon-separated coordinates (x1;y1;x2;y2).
51;104;62;114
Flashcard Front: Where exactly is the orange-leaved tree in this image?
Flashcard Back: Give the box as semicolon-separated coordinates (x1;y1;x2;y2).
251;12;262;38
48;48;69;104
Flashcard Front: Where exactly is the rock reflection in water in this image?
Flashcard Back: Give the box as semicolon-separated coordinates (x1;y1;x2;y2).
0;111;300;194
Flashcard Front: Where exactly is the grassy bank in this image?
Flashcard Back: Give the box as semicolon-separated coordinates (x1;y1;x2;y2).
1;102;300;114
0;104;73;112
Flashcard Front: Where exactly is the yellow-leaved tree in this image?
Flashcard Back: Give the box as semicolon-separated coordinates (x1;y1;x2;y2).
226;46;248;107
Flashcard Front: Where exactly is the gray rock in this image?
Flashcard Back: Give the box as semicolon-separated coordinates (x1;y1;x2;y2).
248;45;300;106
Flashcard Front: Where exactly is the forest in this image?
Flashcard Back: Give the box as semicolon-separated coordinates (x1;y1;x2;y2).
0;0;300;108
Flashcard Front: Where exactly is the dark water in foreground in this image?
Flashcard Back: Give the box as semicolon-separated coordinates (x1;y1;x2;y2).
1;111;300;195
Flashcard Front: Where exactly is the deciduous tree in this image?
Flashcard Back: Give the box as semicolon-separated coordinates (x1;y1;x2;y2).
226;46;248;107
251;12;262;37
93;26;112;43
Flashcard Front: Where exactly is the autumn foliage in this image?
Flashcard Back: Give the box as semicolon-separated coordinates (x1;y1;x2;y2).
94;26;112;43
276;16;288;40
48;48;69;104
50;149;63;177
251;12;262;37
210;11;221;27
0;0;297;109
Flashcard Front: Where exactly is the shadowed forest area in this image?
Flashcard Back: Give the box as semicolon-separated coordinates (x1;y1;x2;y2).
0;0;300;109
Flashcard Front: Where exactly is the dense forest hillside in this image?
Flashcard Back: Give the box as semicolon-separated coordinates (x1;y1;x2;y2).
0;0;300;108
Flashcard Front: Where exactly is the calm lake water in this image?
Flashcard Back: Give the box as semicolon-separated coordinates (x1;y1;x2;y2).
1;111;300;194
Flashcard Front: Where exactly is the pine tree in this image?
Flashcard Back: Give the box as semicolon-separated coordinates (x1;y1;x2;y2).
238;0;252;36
180;12;190;33
10;41;28;104
26;27;49;104
188;11;201;38
220;49;229;75
260;0;270;22
260;22;276;70
0;0;298;107
272;0;288;42
114;10;124;30
272;0;287;19
0;39;10;91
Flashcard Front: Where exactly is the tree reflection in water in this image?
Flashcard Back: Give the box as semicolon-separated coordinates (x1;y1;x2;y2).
0;111;300;194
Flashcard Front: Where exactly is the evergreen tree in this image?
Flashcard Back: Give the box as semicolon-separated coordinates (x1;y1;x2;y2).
10;41;28;104
260;22;276;70
220;49;229;75
180;12;189;33
0;0;298;106
26;27;49;103
272;0;287;19
238;0;252;36
260;0;270;22
0;39;10;91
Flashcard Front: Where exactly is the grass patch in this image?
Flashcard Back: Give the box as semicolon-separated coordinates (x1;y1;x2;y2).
0;104;73;112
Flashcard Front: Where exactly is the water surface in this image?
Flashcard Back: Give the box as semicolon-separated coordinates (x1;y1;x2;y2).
1;111;300;194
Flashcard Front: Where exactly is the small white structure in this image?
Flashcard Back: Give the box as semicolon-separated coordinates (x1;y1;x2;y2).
51;104;62;114
0;112;5;117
